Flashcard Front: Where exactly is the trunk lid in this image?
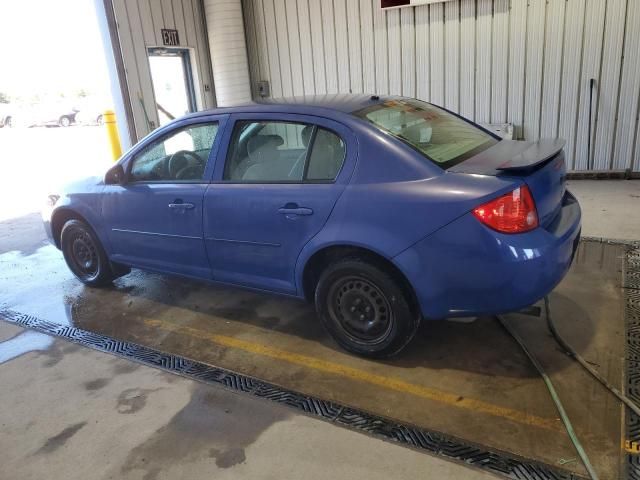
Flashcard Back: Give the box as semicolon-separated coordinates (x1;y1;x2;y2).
449;139;567;227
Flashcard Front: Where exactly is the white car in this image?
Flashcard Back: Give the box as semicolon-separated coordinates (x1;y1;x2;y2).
0;104;14;128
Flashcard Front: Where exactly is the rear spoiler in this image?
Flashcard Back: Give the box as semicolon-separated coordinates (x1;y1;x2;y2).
448;139;566;175
496;139;566;171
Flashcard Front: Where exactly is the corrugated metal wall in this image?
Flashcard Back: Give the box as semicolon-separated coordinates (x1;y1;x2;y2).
242;0;640;172
111;0;216;140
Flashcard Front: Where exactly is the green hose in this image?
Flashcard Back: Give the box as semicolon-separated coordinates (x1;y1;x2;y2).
496;314;600;480
544;296;640;418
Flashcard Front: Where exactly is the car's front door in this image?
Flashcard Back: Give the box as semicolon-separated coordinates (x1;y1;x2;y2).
102;117;226;278
203;113;355;294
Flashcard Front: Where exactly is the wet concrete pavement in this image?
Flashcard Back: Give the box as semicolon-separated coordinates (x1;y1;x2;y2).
1;322;501;480
0;211;630;478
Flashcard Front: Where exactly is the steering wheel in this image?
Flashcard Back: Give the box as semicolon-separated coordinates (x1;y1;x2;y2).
176;164;203;180
167;150;202;179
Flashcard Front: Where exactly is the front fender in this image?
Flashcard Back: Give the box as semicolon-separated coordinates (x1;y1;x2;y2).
48;183;108;252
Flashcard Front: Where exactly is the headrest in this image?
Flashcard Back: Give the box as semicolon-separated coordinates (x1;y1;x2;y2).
247;135;283;156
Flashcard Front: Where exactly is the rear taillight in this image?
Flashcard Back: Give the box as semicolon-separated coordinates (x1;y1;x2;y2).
472;185;538;234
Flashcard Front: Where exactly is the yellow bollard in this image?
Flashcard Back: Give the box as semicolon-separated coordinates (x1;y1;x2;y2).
103;110;122;161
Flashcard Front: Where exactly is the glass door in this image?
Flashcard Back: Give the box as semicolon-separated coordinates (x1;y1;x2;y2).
148;48;197;126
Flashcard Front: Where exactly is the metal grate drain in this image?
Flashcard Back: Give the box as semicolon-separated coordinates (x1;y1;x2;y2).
625;242;640;479
573;237;640;479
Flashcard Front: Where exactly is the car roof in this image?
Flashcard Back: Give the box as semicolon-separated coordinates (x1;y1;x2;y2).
184;94;390;119
255;94;384;112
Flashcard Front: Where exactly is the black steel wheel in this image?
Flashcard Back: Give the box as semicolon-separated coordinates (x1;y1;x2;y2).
327;275;393;345
315;258;420;358
61;219;115;286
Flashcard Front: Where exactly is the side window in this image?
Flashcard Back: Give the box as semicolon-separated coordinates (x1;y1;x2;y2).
224;120;345;182
130;122;219;182
224;121;312;182
306;129;345;180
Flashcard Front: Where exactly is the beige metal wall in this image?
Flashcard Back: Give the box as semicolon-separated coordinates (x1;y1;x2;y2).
110;0;216;140
242;0;640;172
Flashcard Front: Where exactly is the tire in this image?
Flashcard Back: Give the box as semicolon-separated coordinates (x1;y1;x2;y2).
315;258;420;358
60;219;115;286
96;115;104;126
5;116;12;128
59;116;71;127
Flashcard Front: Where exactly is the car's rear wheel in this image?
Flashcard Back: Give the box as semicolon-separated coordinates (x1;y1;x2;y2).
59;115;71;127
315;258;420;358
96;115;104;126
61;219;115;286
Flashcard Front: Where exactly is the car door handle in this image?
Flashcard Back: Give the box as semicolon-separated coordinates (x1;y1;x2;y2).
278;206;313;216
168;202;195;210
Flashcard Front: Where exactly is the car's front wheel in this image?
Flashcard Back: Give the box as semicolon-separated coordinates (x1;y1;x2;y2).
315;258;420;358
61;219;115;286
59;115;71;127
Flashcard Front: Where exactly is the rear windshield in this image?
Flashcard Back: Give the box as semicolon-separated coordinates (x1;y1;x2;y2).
354;99;498;169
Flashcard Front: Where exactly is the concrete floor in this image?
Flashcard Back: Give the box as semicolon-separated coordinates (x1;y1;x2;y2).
0;321;495;480
0;180;636;479
567;179;640;241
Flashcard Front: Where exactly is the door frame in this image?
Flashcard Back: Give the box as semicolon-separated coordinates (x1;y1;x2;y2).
202;112;358;294
210;112;358;184
147;47;198;121
102;114;230;277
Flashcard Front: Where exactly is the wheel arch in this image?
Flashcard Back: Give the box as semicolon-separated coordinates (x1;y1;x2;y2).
50;208;93;249
300;244;421;318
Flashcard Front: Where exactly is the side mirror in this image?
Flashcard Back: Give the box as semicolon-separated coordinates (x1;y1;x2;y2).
105;164;126;185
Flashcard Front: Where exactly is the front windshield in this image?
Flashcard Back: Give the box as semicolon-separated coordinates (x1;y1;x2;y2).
354;99;498;169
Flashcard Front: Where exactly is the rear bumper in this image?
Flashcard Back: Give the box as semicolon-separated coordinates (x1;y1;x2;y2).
393;191;581;319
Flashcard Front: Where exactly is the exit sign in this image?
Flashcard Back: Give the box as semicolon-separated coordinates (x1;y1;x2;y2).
381;0;453;8
161;28;180;46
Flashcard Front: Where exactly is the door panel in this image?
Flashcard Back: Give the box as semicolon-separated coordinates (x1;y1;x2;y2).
204;183;343;292
204;114;356;294
101;118;226;278
103;184;210;277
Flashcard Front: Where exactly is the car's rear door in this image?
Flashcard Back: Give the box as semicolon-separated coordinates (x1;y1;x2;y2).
101;115;227;278
203;113;356;294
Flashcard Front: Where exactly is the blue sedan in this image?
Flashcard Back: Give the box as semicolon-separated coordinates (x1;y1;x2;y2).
43;95;581;357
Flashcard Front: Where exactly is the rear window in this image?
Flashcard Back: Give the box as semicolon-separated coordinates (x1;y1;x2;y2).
354;99;498;169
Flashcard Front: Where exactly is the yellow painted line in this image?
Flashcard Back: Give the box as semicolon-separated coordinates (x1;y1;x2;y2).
624;440;640;454
145;318;561;432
